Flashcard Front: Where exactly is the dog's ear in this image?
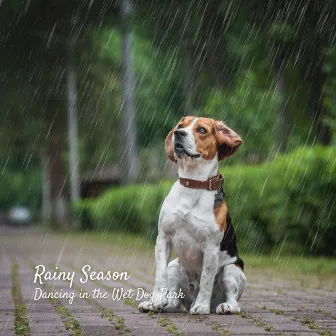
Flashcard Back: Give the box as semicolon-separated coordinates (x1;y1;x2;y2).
215;121;243;160
165;128;176;162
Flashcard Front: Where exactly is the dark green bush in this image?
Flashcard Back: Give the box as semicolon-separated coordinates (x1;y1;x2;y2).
73;199;94;231
221;146;336;255
76;146;335;256
75;182;172;237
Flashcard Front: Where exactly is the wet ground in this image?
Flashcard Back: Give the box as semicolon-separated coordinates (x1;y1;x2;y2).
0;225;335;336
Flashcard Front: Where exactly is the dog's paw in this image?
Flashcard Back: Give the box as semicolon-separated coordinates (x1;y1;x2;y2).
216;302;240;315
138;301;154;313
152;291;168;311
163;298;183;313
139;290;168;313
190;303;210;315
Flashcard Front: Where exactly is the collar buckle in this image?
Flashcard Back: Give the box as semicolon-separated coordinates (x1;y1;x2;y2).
208;175;219;190
210;174;224;190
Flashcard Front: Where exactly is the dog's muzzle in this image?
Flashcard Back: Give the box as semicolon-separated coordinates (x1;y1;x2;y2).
173;130;200;158
174;143;200;158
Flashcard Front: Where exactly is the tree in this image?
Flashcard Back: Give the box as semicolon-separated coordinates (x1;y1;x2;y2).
135;0;335;153
0;0;120;227
119;0;140;183
241;0;335;145
66;19;81;203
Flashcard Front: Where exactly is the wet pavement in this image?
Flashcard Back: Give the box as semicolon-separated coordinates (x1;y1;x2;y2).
0;225;335;336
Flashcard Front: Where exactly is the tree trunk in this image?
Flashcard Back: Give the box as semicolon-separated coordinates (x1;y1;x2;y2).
119;0;140;184
183;45;195;116
180;19;198;115
270;41;290;153
47;138;71;230
301;43;332;145
45;98;71;230
41;148;52;223
306;64;332;145
66;55;80;202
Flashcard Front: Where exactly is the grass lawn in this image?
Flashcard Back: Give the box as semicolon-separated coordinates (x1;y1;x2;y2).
245;254;336;290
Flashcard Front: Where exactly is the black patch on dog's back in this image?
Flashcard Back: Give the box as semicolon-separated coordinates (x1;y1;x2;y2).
220;212;236;254
218;197;244;271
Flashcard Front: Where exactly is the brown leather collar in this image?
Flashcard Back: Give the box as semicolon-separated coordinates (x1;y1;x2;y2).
178;173;224;191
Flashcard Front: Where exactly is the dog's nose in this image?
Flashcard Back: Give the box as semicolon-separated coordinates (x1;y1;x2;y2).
174;129;187;137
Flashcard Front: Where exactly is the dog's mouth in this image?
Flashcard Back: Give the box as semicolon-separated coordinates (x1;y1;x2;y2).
174;143;201;159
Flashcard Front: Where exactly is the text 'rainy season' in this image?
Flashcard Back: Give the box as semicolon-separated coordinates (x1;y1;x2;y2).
33;264;131;289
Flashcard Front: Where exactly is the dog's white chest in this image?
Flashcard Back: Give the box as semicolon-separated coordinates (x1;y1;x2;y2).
160;182;222;273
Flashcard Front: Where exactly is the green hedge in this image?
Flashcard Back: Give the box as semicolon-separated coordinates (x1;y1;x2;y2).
221;146;336;256
74;181;172;238
74;146;336;255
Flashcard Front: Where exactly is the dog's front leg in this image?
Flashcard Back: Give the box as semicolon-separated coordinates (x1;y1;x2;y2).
153;232;171;308
139;232;171;312
190;244;219;315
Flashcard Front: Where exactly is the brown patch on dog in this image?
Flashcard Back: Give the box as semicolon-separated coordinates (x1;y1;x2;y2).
214;200;228;232
193;118;218;160
165;129;175;162
215;121;243;160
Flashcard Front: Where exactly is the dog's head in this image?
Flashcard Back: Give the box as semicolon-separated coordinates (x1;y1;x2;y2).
165;116;242;163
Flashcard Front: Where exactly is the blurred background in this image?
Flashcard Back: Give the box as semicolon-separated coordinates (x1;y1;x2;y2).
0;0;335;256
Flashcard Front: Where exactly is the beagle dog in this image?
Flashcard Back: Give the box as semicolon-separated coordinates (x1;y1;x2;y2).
139;116;246;315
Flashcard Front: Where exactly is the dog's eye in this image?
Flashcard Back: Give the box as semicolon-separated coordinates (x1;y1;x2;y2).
177;124;184;129
197;127;207;134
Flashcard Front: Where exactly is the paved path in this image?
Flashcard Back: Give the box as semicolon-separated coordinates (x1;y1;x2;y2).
0;225;335;336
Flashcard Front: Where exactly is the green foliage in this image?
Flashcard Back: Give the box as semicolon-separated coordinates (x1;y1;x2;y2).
76;146;335;256
75;182;172;237
95;27;184;146
323;47;336;143
1;0;335;231
0;168;41;212
203;73;277;162
221;146;336;255
269;22;295;42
